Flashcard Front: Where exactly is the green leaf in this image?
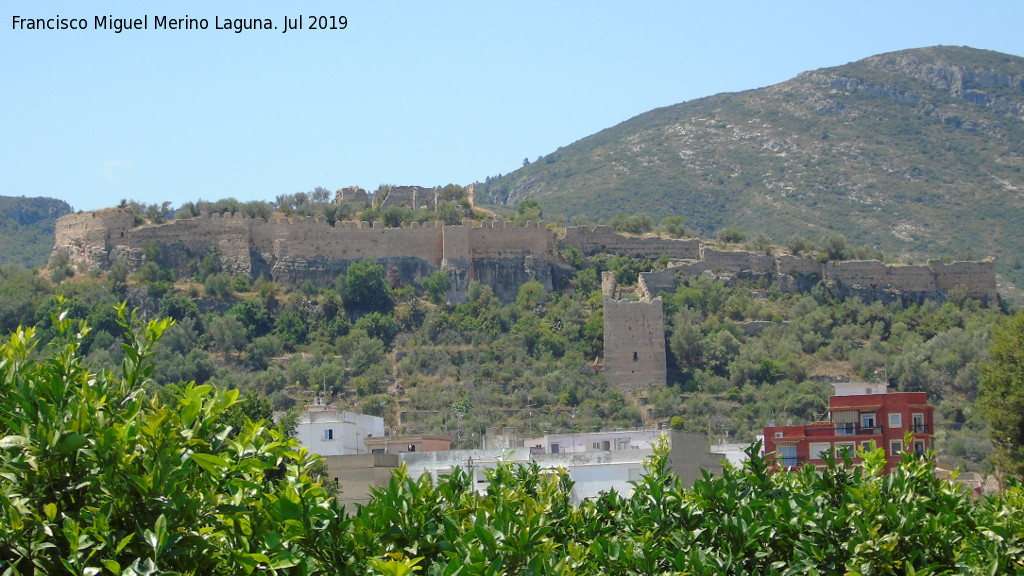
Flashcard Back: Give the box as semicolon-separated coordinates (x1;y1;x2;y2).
57;432;88;455
190;452;229;474
115;533;135;553
0;435;27;449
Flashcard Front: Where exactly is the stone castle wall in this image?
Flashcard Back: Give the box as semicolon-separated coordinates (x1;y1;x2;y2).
54;208;1000;306
53;209;569;301
563;225;701;259
53;208;136;268
334;186;369;206
249;219;444;264
638;251;997;304
468;221;555;260
375;185;436;211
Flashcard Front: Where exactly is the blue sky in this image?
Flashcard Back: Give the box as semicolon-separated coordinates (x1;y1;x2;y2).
3;1;1023;212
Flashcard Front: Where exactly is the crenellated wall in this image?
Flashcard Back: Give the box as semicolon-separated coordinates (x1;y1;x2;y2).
53;209;999;306
53;208;136;269
52;209;570;302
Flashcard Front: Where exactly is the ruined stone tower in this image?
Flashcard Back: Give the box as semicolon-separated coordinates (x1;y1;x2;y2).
601;272;667;390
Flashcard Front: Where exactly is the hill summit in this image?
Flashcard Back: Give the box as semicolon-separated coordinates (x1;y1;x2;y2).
476;46;1024;295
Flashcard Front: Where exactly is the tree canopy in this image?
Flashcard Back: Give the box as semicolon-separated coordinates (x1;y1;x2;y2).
979;311;1024;477
1;307;1023;574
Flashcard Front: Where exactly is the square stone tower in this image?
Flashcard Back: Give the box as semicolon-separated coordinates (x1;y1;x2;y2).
602;272;667;390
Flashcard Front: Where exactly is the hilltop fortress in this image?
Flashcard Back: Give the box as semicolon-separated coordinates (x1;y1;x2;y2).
53;207;569;302
54;208;999;391
53;209;998;306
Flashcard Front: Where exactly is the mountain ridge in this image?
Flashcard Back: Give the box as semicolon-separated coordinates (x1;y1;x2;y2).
0;195;72;268
476;46;1024;297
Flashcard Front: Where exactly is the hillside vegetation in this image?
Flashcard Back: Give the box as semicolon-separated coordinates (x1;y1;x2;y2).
477;46;1024;298
0;196;71;268
4;313;1022;573
1;193;1010;473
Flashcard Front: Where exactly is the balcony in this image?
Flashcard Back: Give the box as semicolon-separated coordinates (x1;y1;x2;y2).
911;423;932;434
775;456;806;468
804;423;883;437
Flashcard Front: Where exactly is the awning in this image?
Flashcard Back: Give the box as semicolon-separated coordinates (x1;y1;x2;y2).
831;410;858;424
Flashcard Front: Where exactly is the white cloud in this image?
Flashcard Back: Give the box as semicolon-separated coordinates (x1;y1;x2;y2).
101;159;133;181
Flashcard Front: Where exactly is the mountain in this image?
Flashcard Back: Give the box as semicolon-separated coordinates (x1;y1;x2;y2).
476;46;1024;295
0;196;73;268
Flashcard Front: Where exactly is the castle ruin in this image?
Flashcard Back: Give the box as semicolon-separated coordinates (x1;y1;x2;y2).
53;208;571;302
52;209;1000;391
602;272;668;390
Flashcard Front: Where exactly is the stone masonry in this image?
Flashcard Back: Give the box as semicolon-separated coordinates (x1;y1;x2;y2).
640;251;998;305
53;209;569;303
602;272;667;391
53;210;1000;390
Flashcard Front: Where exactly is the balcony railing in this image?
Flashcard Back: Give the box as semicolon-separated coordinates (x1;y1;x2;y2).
775;456;805;468
804;424;884;437
911;423;932;434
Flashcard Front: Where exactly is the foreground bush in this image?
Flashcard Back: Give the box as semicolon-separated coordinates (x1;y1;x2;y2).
0;306;334;575
1;309;1022;575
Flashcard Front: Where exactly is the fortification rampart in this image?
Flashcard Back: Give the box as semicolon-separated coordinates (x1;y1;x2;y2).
249;218;444;264
375;185;436;211
53;209;999;305
637;250;998;304
468;220;555;259
563;226;701;259
52;209;569;301
53;208;136;268
334;186;369;206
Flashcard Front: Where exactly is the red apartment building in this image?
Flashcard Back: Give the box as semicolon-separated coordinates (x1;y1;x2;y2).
764;383;934;473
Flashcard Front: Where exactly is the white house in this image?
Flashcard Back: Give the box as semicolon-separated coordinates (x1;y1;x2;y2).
327;429;726;508
522;429;664;455
293;402;384;456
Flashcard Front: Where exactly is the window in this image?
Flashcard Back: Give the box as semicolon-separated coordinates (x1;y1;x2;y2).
860;441;874;452
888;413;903;428
778;446;798;467
861;413;876;431
323;428;334;441
836;422;856;436
809;442;831;460
550;443;560;454
912;413;927;433
774;431;784;439
371;448;385;454
890;440;903;455
834;442;856;458
914;440;926;455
